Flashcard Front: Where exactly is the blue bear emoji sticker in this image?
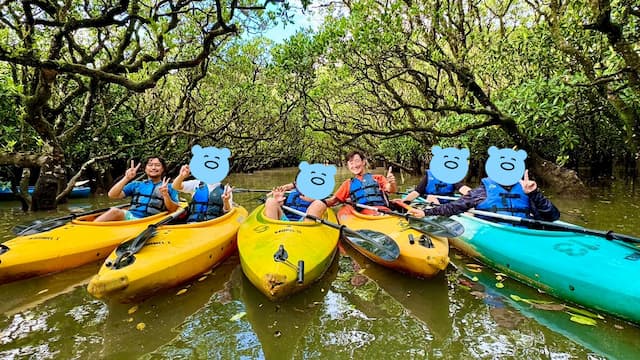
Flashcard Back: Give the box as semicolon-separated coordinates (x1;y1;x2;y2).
429;146;470;184
295;161;337;200
484;146;527;186
189;145;231;184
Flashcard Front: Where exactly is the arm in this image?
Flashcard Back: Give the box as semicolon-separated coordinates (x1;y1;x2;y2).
528;190;560;221
323;180;350;207
222;185;233;212
404;176;428;202
519;169;560;221
158;177;179;212
108;160;140;199
422;186;486;217
384;167;397;193
172;165;190;192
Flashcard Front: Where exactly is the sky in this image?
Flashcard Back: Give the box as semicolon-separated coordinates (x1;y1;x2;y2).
257;1;333;43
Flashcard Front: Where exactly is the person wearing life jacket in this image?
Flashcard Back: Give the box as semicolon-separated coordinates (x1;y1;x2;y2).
404;169;471;205
172;164;233;223
410;170;560;222
321;151;397;215
264;182;326;221
95;157;180;222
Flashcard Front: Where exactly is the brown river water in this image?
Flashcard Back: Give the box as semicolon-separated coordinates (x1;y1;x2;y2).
1;167;639;359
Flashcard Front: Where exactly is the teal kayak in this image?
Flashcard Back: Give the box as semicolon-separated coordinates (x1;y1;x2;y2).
450;214;640;325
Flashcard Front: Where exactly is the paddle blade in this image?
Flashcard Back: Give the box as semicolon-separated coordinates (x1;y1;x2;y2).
12;217;73;236
343;229;400;262
408;216;465;237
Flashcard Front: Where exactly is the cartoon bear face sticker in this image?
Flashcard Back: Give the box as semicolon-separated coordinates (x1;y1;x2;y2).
484;146;527;186
429;146;470;184
295;161;337;200
189;145;231;184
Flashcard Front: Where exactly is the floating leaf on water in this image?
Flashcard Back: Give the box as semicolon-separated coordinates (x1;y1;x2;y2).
203;270;213;276
471;276;479;282
565;305;604;319
357;268;366;274
470;291;487;299
614;324;624;330
459;285;471;291
467;268;482;273
136;322;146;331
495;272;508;277
568;313;597;326
128;305;138;315
230;311;247;321
495;275;503;281
176;288;188;296
495;282;504;288
531;303;566;311
510;294;523;302
36;289;49;295
198;275;208;282
466;264;483;269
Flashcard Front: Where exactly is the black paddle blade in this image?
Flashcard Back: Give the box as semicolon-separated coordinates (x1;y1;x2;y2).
12;217;74;236
408;216;465;237
343;229;400;262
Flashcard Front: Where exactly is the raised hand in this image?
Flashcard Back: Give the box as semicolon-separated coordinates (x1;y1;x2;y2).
272;186;287;204
222;184;233;201
519;169;538;194
159;177;171;197
386;166;396;184
125;160;141;180
179;164;190;178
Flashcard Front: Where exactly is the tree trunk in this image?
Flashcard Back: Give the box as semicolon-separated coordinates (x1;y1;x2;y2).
531;154;587;195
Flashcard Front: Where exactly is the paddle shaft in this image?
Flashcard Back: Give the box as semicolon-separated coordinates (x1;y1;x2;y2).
129;207;187;250
14;203;129;235
281;205;399;260
352;202;464;237
467;209;640;244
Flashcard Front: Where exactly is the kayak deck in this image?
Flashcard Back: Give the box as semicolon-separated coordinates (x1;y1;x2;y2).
88;206;248;302
337;205;449;278
238;204;339;300
451;213;640;325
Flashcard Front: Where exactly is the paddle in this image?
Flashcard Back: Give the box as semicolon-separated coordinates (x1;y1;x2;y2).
466;209;640;245
233;188;273;193
281;205;400;261
111;207;187;269
12;204;129;236
351;202;465;238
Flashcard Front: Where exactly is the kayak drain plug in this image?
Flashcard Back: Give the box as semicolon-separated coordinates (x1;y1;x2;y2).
409;234;415;245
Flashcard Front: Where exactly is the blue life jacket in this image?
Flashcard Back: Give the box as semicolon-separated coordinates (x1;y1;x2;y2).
187;182;224;222
476;178;530;219
284;190;312;221
349;173;387;207
425;170;456;203
129;180;168;218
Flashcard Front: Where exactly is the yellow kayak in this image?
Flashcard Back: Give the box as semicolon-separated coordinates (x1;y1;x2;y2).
337;205;449;278
88;206;248;302
0;210;172;284
237;204;339;300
